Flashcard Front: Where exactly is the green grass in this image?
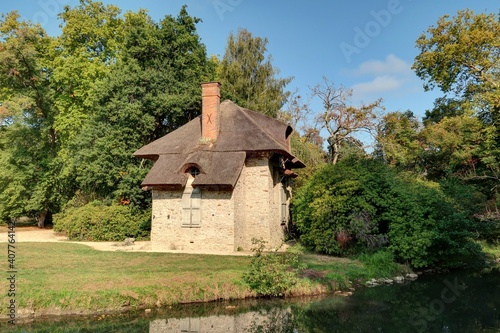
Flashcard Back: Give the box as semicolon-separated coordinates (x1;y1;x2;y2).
289;245;409;290
1;242;253;316
0;242;411;318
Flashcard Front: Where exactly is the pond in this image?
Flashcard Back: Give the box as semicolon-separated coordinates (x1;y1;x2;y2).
4;268;500;332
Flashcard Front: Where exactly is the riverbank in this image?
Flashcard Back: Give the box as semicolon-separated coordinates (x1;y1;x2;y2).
0;239;410;321
1;228;497;322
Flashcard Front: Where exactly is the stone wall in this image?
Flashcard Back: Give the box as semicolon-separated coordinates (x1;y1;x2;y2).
151;188;235;252
150;155;286;253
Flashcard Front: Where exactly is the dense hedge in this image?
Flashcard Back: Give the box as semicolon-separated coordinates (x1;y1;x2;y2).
292;157;482;269
53;201;151;241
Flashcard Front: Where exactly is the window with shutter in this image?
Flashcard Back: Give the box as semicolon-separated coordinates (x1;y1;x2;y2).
182;173;202;227
280;182;287;225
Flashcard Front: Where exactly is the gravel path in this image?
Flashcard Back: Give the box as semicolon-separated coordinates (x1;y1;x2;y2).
0;227;152;252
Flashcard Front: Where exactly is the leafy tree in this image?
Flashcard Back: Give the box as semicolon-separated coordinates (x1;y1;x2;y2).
70;6;214;206
51;0;124;144
310;76;383;164
218;28;292;117
0;12;65;225
419;114;484;180
413;9;499;121
413;9;500;208
375;110;422;170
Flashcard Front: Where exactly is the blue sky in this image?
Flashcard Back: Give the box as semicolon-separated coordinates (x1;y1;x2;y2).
1;1;498;132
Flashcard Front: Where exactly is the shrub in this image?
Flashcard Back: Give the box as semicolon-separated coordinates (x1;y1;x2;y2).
292;156;481;269
292;157;396;256
243;238;300;297
53;201;151;241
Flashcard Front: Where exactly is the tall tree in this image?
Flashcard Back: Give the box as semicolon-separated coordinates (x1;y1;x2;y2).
413;9;499;205
218;28;292;117
51;0;124;144
311;77;383;164
413;9;499;122
375;110;422;170
0;12;64;225
70;6;215;206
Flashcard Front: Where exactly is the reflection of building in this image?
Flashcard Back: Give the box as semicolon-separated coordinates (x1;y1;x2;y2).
134;82;304;253
149;312;268;333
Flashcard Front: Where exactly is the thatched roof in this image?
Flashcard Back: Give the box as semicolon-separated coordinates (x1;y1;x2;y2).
134;100;304;188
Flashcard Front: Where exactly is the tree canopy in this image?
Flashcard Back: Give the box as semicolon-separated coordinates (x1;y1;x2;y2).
218;28;292;117
0;3;215;226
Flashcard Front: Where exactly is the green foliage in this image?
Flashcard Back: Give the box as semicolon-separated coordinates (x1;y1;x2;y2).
243;238;301;297
375;110;422;170
358;249;401;278
0;2;217;224
0;13;63;222
219;28;292;117
476;209;500;244
413;10;499;107
412;9;500;206
293;156;481;268
289;133;326;189
53;201;151;241
69;6;213;207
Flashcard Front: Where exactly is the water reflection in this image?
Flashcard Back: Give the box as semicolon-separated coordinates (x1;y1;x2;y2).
147;269;500;333
150;307;294;333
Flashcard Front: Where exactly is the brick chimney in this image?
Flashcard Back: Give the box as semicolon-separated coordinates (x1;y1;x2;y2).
201;82;221;142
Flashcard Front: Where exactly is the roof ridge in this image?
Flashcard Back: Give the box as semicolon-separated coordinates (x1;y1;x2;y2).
233;103;290;153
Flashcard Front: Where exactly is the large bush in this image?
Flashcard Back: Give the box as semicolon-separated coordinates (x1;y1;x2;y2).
53;201;151;241
292;157;481;268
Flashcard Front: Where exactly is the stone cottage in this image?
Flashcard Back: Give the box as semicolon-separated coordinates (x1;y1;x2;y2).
133;82;304;253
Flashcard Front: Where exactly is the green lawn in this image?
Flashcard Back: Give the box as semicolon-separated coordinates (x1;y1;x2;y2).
2;242;253;317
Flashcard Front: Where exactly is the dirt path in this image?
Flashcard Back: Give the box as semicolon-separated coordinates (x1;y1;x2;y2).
0;227;251;255
0;227;153;252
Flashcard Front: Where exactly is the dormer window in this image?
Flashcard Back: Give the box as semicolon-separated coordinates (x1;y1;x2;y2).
188;167;200;177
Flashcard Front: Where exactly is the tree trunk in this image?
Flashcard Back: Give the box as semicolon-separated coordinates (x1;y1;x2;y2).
38;209;48;228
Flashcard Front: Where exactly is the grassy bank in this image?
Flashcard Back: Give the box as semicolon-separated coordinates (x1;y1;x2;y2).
1;242;411;319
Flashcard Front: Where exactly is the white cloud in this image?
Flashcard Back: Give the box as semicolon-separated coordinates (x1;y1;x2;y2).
354;54;411;76
351;75;405;95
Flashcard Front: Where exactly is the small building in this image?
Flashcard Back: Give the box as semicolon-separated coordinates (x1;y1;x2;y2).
134;82;304;253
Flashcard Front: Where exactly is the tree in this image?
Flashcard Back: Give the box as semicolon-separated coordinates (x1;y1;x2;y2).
70;6;214;206
51;0;124;144
218;28;292;117
375;110;422;171
311;76;383;164
0;12;64;225
413;9;500;208
413;9;500;121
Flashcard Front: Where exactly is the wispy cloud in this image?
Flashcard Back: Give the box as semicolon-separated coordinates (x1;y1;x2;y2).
353;54;411;76
351;75;405;95
346;54;415;102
